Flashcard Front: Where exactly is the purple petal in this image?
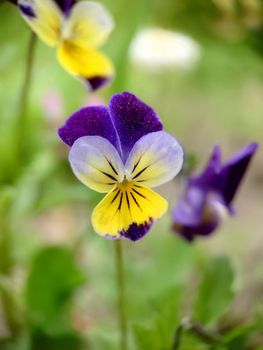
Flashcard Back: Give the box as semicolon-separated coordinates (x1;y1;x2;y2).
58;106;118;148
172;186;207;227
172;187;221;241
58;92;163;156
191;145;221;190
173;213;220;241
109;92;163;161
219;143;258;206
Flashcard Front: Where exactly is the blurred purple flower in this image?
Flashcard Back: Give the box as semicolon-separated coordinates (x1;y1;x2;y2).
172;143;258;241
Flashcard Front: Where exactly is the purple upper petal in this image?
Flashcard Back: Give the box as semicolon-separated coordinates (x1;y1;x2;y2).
58;106;117;148
58;92;163;162
190;145;221;190
219;143;258;207
109;92;163;161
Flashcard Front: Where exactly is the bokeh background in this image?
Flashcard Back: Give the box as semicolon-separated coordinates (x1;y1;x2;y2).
0;0;262;349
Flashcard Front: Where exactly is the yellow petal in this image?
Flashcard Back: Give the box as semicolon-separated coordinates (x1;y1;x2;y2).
18;0;62;47
62;1;114;48
57;41;114;83
91;181;168;240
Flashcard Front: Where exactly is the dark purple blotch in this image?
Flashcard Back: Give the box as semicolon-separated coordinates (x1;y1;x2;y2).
19;3;35;18
120;219;153;242
86;76;110;91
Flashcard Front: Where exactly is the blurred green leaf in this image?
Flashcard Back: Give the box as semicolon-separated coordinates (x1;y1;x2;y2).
31;329;83;350
25;246;86;335
11;151;56;218
133;323;161;350
133;287;182;350
179;332;214;350
194;256;234;325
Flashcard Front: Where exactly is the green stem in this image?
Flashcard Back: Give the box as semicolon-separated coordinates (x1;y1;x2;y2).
17;32;37;156
172;323;183;350
114;240;127;350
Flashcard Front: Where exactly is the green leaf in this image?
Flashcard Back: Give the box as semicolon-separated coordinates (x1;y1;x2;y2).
133;287;182;350
25;246;86;335
194;256;234;325
179;332;214;350
31;329;83;350
133;323;161;350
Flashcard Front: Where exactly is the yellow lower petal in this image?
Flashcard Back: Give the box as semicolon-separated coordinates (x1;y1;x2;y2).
91;181;168;240
57;40;114;81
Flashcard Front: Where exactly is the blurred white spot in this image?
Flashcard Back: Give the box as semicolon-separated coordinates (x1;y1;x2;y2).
129;27;201;71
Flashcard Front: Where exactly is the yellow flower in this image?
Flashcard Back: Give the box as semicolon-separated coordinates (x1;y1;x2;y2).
18;0;114;90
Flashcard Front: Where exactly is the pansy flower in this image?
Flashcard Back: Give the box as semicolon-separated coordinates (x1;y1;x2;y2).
172;143;258;241
16;0;114;90
58;92;184;241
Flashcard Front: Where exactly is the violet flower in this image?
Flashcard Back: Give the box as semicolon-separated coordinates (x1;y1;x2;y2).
58;92;184;241
172;143;258;241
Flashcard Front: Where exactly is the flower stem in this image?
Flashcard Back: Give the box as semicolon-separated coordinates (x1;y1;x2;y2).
17;32;37;156
114;240;127;350
172;318;221;349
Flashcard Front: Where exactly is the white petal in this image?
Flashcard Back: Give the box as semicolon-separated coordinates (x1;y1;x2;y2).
62;1;114;48
69;136;125;193
125;131;184;188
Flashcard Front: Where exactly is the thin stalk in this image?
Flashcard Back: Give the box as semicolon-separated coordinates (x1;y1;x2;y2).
17;32;37;156
114;240;127;350
172;318;221;350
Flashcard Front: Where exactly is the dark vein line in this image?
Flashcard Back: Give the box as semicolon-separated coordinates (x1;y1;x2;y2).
106;158;118;176
118;192;123;210
111;189;120;204
101;171;117;181
131;157;142;174
125;191;130;211
132;188;146;198
132;165;150;180
130;192;142;211
134;184;143;188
